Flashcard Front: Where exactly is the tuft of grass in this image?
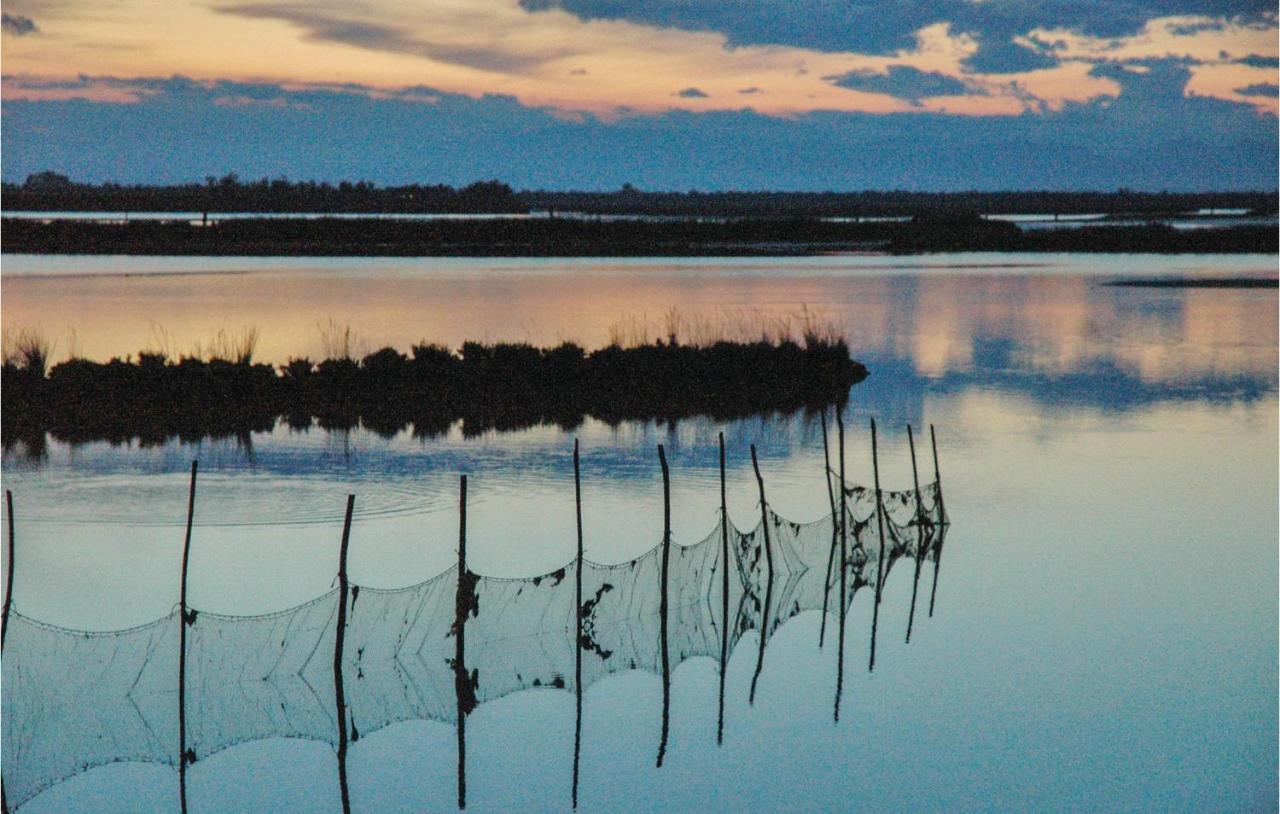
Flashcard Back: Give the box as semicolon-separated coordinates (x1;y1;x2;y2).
605;313;652;348
604;306;844;350
143;321;179;362
2;328;55;375
318;319;365;361
65;326;81;360
186;326;260;365
207;326;260;365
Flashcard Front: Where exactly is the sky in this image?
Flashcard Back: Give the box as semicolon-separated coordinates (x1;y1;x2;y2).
1;1;1277;190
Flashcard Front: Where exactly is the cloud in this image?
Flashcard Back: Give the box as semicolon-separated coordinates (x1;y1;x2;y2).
4;1;1275;118
676;87;708;98
1;12;37;36
215;3;562;73
519;0;1275;76
826;65;976;101
1236;82;1279;97
961;38;1058;73
2;75;1273;191
1237;53;1280;67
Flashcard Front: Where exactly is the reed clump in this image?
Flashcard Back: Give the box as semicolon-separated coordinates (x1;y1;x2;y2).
2;328;54;377
2;329;866;449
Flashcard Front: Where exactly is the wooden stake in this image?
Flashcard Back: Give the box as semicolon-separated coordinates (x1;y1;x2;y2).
656;445;671;768
178;461;198;814
930;424;946;526
834;408;847;723
929;525;946;619
1;489;14;814
717;432;729;746
455;476;469;809
869;419;886;673
906;425;926;644
334;494;355;814
2;490;15;650
572;441;584;809
748;445;774;706
818;408;838;649
929;425;946;618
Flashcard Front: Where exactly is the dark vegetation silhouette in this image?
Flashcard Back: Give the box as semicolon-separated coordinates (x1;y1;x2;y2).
3;213;1274;255
6;172;523;213
1;337;867;453
5;172;1275;217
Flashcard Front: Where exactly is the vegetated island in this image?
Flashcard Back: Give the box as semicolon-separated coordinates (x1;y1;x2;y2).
3;173;1276;255
1;335;866;455
5;173;1276;218
3;215;1276;256
1105;277;1278;288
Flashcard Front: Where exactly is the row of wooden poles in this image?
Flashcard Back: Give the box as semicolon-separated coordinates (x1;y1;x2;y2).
0;415;944;814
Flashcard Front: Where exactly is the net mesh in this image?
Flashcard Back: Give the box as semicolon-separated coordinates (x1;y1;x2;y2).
2;480;946;810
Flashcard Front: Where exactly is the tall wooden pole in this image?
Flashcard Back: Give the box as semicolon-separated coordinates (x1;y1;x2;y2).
834;408;847;722
455;476;469;809
929;425;946;618
1;490;15;814
869;419;887;673
2;490;15;650
178;461;198;814
929;524;946;619
334;494;355;814
717;432;729;746
572;441;584;809
818;409;839;649
930;424;946;527
748;445;774;706
655;445;671;768
906;425;926;644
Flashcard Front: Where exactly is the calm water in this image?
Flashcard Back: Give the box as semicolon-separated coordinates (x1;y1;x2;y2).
2;253;1277;812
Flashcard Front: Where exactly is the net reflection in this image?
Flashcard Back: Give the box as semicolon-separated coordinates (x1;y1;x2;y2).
1;423;950;812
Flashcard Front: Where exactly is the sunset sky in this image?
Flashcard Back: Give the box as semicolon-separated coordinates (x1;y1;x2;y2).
2;1;1276;189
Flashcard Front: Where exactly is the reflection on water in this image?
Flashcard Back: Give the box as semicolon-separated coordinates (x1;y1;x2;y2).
1;255;1276;812
1;431;948;812
1;255;1274;378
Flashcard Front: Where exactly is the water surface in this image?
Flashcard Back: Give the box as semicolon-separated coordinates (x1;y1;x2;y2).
2;253;1276;812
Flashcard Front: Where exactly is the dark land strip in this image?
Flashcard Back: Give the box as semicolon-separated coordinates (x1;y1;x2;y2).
2;216;1275;256
1;339;866;454
1105;277;1278;288
4;177;1275;218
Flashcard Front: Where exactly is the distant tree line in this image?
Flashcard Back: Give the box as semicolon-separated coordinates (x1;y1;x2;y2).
3;171;522;214
3;171;1276;217
3;213;1274;256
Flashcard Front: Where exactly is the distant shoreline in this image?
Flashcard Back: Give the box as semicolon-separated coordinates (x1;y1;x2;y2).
1105;278;1278;288
3;216;1276;256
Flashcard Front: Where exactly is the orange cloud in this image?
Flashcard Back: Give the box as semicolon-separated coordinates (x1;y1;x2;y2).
1;2;1274;117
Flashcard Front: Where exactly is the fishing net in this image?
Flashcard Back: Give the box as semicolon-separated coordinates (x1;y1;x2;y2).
185;590;341;761
1;479;946;810
2;611;180;808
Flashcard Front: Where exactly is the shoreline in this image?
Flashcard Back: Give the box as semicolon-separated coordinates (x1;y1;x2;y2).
3;217;1275;256
1105;277;1278;288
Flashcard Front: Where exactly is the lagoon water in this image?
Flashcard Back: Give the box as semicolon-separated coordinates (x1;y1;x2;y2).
2;253;1277;812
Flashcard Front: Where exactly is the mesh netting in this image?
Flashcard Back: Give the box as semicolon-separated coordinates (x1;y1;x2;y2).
2;612;180;807
1;482;946;810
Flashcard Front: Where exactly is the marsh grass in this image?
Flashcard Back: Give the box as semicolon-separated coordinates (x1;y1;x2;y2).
3;313;864;450
319;319;365;362
2;328;54;376
605;306;841;349
191;327;260;365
